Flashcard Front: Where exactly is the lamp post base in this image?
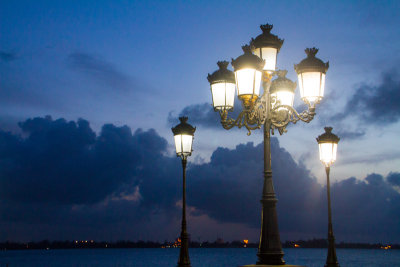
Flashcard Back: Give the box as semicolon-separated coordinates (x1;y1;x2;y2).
240;265;306;267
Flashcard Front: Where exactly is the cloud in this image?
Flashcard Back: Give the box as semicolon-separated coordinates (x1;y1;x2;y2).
167;102;242;129
332;174;400;241
187;140;324;237
0;51;17;62
336;129;366;140
0;116;175;206
0;116;399;243
331;70;400;125
0;116;188;241
187;140;400;243
67;52;131;91
341;151;400;165
387;172;400;187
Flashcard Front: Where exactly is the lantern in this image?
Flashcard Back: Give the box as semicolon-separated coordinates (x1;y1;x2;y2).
270;70;296;109
207;61;236;111
316;127;340;167
172;117;196;158
231;45;265;107
250;24;284;73
294;47;329;105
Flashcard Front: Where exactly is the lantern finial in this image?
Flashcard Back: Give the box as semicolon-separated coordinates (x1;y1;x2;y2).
260;24;273;34
242;45;252;54
305;47;319;57
179;116;188;123
217;61;229;69
276;70;288;78
324;126;332;133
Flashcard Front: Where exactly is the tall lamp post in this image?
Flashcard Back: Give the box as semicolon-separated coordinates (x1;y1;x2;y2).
207;23;329;266
172;117;196;267
317;127;340;267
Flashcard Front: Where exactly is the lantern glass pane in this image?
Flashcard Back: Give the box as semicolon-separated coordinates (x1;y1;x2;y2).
235;68;262;97
174;134;193;156
319;142;337;166
211;82;236;110
254;47;277;72
298;72;325;103
272;91;295;109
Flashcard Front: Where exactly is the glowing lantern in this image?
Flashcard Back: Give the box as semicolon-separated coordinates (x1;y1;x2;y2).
250;24;284;73
231;45;265;108
294;47;329;105
172;117;196;158
207;61;236;111
316;127;340;167
270;70;297;109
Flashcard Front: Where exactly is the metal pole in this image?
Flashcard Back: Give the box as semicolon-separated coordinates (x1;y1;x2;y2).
257;81;285;264
325;166;339;267
178;158;191;267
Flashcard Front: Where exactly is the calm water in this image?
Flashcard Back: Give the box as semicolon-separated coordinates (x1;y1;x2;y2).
0;248;399;267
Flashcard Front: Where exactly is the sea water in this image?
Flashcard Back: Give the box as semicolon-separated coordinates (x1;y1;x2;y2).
1;248;399;267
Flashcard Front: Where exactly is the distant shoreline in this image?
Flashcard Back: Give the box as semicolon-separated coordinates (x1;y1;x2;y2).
1;239;398;251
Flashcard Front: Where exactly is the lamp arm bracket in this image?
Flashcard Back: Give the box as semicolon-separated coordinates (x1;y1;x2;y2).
219;109;262;136
269;104;316;135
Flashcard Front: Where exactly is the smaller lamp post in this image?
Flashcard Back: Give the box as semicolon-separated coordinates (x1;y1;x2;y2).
317;127;340;267
172;117;196;267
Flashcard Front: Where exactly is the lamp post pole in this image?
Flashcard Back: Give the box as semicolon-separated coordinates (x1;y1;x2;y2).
258;118;285;264
178;157;191;267
325;166;339;267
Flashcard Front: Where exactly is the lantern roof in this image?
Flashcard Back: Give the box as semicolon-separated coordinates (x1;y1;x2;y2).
250;24;284;51
207;61;235;84
316;127;340;144
294;47;329;74
270;70;297;94
172;117;196;136
231;45;265;71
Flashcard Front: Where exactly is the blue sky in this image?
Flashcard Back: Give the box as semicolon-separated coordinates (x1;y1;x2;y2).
1;0;400;243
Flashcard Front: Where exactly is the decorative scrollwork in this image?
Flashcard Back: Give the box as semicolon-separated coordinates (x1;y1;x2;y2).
270;104;316;135
217;71;316;136
219;109;262;136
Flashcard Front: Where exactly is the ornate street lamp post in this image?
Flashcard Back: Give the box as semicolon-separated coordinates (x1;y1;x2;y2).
207;23;329;266
317;127;340;267
172;117;196;267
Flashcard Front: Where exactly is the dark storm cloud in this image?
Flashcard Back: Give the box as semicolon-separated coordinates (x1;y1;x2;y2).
187;142;400;242
332;70;400;125
188;140;325;235
0;116;399;242
332;174;400;241
0;116;177;206
0;51;17;62
67;52;131;91
387;172;400;187
0;116;185;242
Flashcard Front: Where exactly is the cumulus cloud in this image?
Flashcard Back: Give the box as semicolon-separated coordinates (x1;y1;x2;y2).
0;116;399;243
332;174;400;241
0;116;183;241
387;172;400;187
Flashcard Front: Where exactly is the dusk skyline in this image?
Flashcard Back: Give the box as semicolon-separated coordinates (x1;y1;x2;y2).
1;0;399;244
